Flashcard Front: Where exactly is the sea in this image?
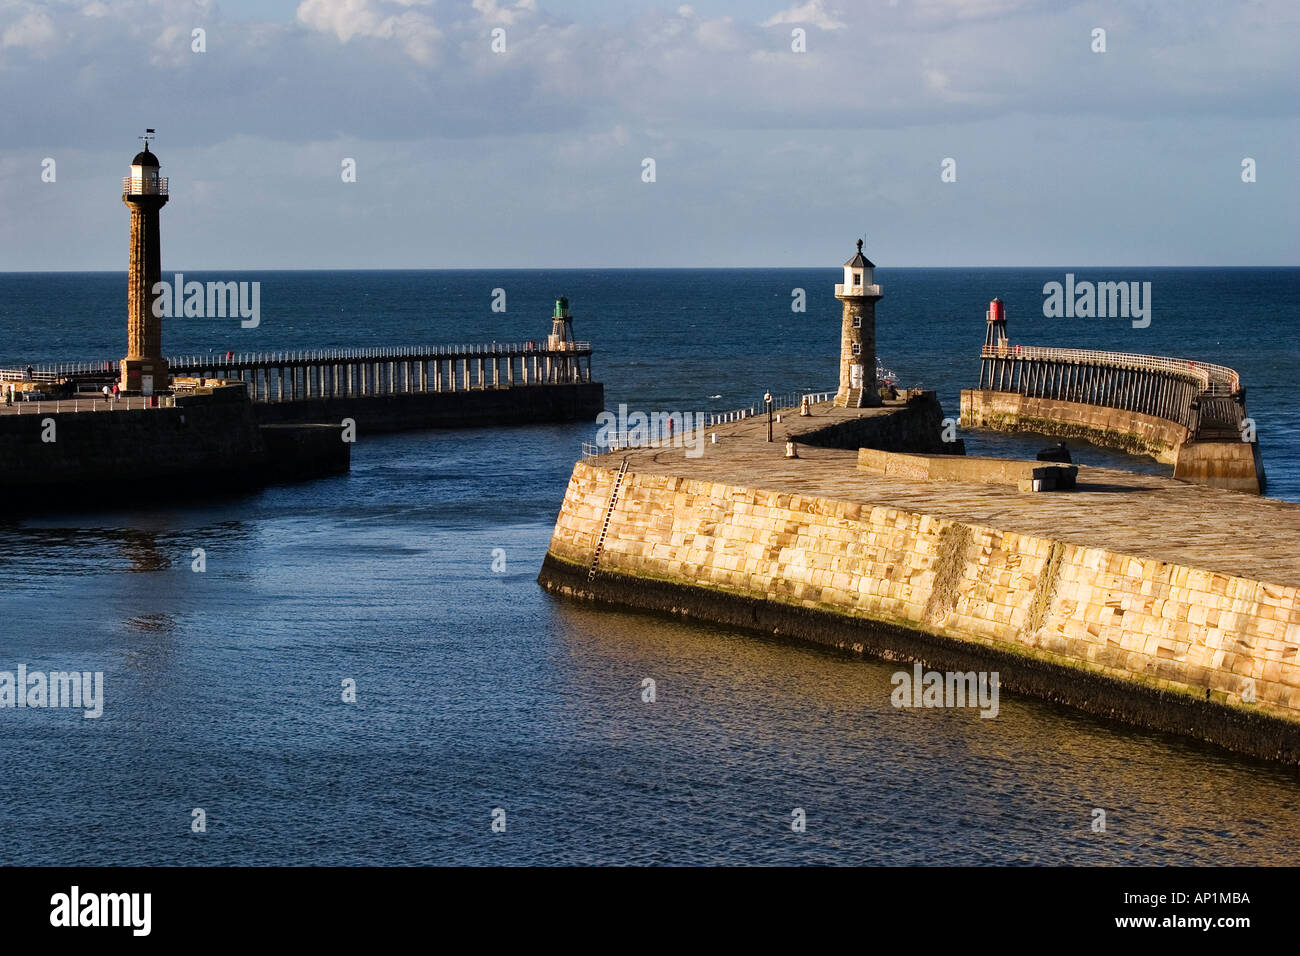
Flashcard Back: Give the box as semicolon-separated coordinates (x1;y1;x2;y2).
0;267;1297;865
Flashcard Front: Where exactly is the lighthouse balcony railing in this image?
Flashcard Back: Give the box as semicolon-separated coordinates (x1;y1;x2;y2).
834;283;881;296
122;176;169;196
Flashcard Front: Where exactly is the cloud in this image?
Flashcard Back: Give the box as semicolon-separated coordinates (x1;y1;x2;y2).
295;0;436;44
762;1;845;31
295;0;443;63
3;8;56;49
0;0;1293;156
472;0;538;26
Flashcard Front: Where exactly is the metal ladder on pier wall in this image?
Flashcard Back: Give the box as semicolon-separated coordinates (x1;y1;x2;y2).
587;457;630;583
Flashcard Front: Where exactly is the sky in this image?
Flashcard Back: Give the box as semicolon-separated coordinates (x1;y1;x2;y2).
0;0;1296;270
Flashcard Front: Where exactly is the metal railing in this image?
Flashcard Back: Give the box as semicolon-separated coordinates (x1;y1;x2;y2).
0;395;176;415
0;342;595;383
0;369;65;383
979;342;1248;434
581;387;838;457
0;362;115;381
705;407;755;426
122;177;168;195
981;344;1240;392
834;283;882;296
168;342;593;371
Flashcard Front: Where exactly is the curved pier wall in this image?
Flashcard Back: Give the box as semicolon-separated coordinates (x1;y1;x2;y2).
959;389;1186;463
539;461;1300;763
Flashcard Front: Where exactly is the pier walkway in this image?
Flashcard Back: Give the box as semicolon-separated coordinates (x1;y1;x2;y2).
0;341;595;403
591;402;1300;590
977;344;1244;436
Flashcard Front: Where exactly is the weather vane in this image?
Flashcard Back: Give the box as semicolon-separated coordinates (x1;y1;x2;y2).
139;128;156;147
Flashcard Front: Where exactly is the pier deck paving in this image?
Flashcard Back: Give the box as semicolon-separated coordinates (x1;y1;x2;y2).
592;403;1300;590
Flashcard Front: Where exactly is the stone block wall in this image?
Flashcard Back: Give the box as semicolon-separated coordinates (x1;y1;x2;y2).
960;389;1187;463
542;460;1300;759
0;388;349;510
1174;439;1267;494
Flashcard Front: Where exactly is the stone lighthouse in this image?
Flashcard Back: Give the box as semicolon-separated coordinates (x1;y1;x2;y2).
833;238;882;408
121;138;169;395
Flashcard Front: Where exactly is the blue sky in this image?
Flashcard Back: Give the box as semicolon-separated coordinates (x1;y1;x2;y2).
1;0;1296;269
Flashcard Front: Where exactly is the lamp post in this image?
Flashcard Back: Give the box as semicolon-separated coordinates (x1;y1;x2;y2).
764;391;773;442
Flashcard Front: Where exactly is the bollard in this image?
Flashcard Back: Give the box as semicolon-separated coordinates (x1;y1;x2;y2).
710;433;718;444
784;441;798;459
800;396;811;417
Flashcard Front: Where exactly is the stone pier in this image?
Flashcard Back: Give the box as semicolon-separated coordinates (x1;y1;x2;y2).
539;400;1300;764
961;339;1264;493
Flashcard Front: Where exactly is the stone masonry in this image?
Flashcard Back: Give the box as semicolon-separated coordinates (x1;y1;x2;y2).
541;403;1300;761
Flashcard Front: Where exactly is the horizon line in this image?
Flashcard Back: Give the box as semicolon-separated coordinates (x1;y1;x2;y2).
1;265;1297;274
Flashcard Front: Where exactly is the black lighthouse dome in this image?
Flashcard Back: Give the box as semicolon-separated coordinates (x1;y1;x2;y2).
131;144;159;167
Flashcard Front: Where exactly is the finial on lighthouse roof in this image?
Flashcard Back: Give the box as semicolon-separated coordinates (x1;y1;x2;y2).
132;129;159;167
844;237;873;269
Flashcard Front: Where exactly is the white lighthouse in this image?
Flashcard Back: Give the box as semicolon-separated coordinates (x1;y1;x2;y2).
833;239;883;408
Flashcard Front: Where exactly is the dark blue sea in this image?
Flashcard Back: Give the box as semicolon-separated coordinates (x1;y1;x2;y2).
0;268;1297;865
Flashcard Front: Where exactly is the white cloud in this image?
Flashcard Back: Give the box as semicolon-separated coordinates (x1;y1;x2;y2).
471;0;538;26
3;9;56;49
296;0;443;62
0;0;1292;152
762;1;845;31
